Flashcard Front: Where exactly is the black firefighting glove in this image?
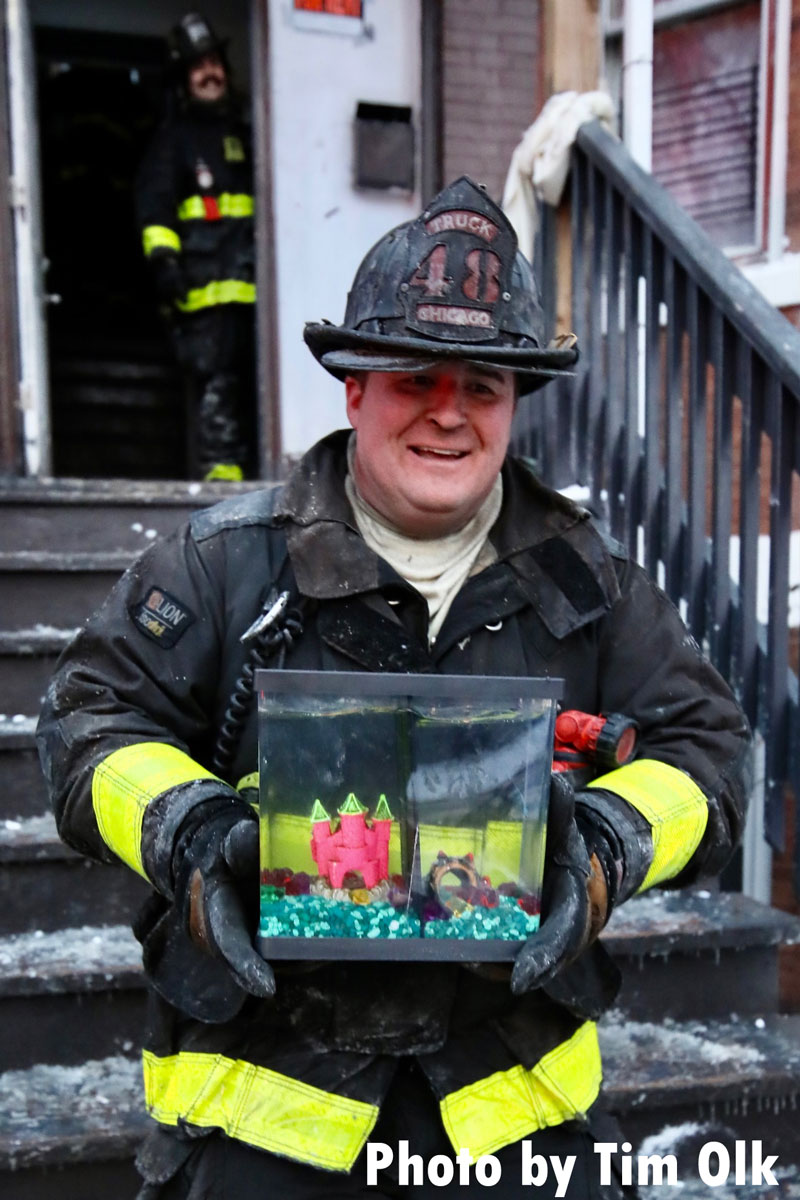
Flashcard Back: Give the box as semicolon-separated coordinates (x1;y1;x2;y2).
511;773;652;1003
138;797;274;1024
149;249;186;305
173;803;275;999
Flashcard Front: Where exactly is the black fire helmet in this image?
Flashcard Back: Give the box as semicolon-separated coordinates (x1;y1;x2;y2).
168;12;229;69
304;176;578;396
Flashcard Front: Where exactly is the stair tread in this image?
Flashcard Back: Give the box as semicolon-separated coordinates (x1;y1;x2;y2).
0;477;260;504
0;813;73;861
0;549;141;571
0;716;36;747
622;1121;800;1198
0;1055;147;1169
0;924;143;996
599;1011;800;1108
602;889;800;953
0;627;80;653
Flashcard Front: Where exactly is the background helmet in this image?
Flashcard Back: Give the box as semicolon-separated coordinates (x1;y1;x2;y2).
304;176;578;396
168;12;228;69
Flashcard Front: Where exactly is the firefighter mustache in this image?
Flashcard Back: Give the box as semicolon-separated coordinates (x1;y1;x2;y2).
134;11;256;482
37;176;751;1198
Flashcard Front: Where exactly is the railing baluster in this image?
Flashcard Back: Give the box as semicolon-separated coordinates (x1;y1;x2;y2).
709;313;734;677
587;163;606;511
764;378;793;849
623;203;643;555
663;252;685;606
570;150;589;489
605;184;625;542
736;348;762;725
686;280;709;641
642;227;663;577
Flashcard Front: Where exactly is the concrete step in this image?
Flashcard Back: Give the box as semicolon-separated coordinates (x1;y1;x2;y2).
602;889;800;1020
0;563;125;631
0;814;149;935
0;477;260;555
600;1011;800;1174
0;630;77;716
0;1054;146;1199
0;924;145;1071
0;720;47;819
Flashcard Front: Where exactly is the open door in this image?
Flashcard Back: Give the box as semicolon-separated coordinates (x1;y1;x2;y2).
7;0;251;481
36;25;186;479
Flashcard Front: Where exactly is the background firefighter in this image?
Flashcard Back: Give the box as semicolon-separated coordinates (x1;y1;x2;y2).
37;177;752;1198
135;11;256;482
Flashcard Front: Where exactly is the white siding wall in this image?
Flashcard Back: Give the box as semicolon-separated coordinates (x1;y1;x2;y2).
268;0;421;458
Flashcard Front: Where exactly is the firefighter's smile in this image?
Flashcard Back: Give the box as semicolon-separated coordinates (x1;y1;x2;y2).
196;74;225;97
410;445;470;461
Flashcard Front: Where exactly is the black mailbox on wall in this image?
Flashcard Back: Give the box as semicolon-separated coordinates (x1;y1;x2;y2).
354;101;415;192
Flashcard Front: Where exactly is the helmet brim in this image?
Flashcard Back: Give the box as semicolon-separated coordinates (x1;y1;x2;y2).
304;323;578;396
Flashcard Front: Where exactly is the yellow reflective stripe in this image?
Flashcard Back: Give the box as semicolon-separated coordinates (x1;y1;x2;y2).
91;743;220;879
143;225;181;255
589;758;709;890
176;280;256;311
143;1049;379;1172
177;192;254;220
177;196;205;220
440;1021;602;1159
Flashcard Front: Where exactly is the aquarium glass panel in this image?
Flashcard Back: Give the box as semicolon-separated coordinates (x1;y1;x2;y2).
257;670;561;961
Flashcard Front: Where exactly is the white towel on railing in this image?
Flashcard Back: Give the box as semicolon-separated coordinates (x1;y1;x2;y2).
502;90;616;257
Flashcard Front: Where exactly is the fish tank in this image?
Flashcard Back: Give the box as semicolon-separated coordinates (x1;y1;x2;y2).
256;670;562;961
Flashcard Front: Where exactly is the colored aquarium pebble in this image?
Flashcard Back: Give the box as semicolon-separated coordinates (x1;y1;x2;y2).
422;894;539;940
259;893;422;940
259;886;539;941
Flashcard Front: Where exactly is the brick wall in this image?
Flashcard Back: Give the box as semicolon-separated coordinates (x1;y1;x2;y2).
785;0;800;248
773;781;800;1011
781;303;800;332
441;0;542;202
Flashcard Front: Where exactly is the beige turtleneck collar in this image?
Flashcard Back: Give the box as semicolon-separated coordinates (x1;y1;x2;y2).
345;434;501;644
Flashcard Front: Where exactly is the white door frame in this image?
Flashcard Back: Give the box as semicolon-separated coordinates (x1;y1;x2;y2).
6;0;51;476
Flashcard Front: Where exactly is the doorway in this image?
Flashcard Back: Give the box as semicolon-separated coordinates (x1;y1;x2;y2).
36;25;188;478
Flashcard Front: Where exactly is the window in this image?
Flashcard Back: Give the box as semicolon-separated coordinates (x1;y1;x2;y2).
651;3;760;250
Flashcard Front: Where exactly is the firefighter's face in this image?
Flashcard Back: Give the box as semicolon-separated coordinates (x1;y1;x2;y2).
187;53;228;103
345;363;515;538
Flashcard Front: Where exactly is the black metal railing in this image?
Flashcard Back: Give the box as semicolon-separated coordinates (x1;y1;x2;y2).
513;119;800;886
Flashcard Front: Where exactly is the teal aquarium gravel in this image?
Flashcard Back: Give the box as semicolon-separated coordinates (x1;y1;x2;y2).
422;895;539;940
259;893;422;940
259;889;539;941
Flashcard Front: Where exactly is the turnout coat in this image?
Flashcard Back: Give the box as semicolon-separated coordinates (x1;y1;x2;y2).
135;99;255;332
37;431;751;1173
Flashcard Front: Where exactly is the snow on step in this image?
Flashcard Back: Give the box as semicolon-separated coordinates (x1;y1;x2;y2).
600;1011;800;1104
0;1055;147;1170
0;924;143;995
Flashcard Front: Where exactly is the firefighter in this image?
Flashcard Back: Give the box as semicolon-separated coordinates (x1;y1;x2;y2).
37;176;752;1198
135;12;256;482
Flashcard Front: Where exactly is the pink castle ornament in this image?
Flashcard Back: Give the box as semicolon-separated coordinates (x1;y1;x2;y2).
310;792;393;890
